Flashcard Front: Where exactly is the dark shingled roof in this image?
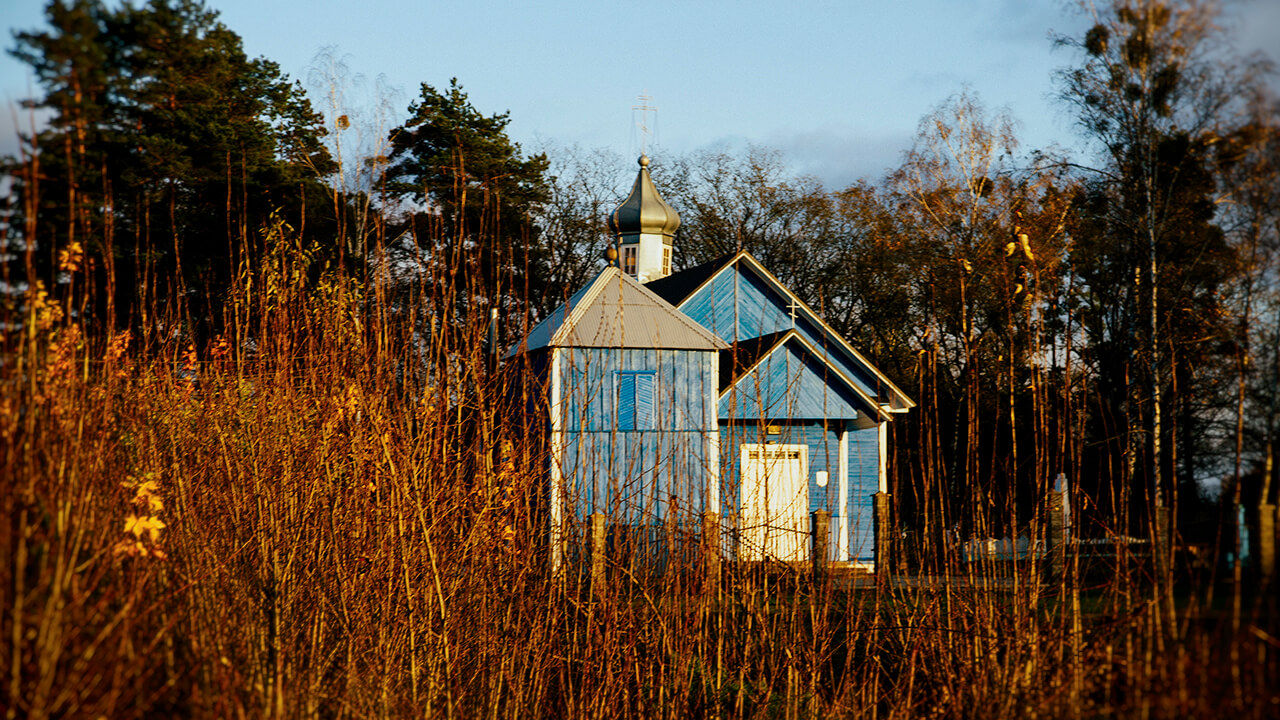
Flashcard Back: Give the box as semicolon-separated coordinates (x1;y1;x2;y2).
719;330;791;392
644;252;737;306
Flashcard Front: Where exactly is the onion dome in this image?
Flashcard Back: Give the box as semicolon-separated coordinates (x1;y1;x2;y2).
607;155;681;238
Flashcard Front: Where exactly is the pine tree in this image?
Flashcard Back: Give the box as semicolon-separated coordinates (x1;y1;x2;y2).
384;79;550;325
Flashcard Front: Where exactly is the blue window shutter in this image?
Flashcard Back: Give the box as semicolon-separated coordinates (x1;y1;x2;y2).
635;373;655;430
618;373;637;431
616;371;656;431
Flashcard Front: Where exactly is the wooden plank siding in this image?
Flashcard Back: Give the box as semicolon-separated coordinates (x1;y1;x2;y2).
555;348;718;432
847;426;881;563
720;339;869;421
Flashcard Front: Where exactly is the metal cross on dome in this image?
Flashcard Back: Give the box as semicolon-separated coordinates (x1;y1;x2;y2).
632;93;657;156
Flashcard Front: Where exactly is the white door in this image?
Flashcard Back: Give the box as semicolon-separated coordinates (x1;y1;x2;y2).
739;444;809;562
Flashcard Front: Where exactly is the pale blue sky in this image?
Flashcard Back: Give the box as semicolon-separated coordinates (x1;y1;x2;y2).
3;0;1277;187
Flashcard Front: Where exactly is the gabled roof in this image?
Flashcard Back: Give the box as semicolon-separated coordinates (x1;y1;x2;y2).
719;329;890;422
509;266;727;355
646;252;735;306
650;250;915;413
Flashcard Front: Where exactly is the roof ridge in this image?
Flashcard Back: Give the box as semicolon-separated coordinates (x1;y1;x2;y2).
517;266;727;352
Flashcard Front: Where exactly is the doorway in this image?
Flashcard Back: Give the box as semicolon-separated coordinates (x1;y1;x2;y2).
739;444;809;562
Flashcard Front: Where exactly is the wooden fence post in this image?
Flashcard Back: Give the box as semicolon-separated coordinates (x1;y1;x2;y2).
873;492;892;576
588;513;607;598
1258;503;1276;583
812;510;831;583
1155;505;1172;586
1048;487;1067;578
702;512;721;590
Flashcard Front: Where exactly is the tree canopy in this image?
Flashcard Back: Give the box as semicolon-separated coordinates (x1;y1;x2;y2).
6;0;334;335
1055;0;1271;530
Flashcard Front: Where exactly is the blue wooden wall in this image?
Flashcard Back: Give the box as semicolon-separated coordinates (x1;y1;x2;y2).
555;348;717;432
847;426;880;563
553;347;719;526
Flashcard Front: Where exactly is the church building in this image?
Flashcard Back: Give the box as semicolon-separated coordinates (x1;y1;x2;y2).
511;155;912;570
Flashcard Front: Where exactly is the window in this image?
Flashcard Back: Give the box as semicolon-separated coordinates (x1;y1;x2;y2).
616;371;656;431
662;245;672;276
622;246;637;276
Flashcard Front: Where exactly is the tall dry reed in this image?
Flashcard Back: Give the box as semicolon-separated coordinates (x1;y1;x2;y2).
3;202;1277;720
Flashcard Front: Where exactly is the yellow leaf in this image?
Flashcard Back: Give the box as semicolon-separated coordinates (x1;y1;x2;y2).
1019;233;1034;261
126;515;167;542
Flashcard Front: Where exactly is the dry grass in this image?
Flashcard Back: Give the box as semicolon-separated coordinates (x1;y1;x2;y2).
3;225;1278;720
